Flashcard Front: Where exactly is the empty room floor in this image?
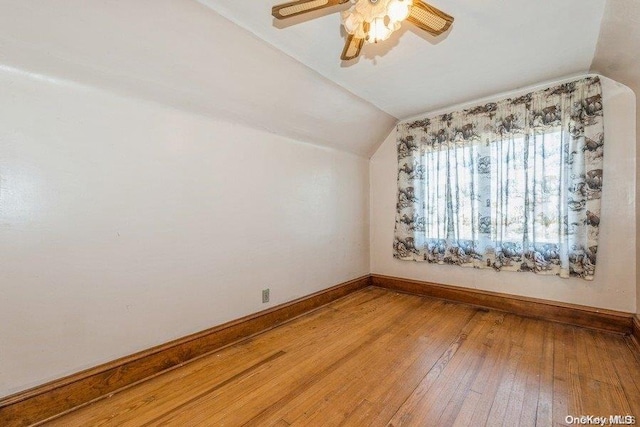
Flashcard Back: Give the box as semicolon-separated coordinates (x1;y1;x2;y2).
44;287;640;426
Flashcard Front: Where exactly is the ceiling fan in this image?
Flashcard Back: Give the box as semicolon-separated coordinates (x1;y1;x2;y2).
272;0;454;61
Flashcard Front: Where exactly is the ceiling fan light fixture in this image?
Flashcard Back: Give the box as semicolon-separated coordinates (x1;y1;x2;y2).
342;0;413;46
271;0;454;61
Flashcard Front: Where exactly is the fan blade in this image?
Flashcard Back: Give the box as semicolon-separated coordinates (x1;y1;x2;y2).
341;34;364;60
407;1;454;36
272;0;350;20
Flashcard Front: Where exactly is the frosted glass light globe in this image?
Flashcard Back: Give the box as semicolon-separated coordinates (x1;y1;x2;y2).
387;0;412;22
367;17;392;43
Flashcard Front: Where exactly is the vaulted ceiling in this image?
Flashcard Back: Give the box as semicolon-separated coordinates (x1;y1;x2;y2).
0;0;631;157
0;0;394;156
202;0;606;118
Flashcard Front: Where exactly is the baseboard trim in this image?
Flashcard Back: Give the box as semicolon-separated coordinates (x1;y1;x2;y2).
1;273;634;425
631;315;640;352
0;275;370;427
371;274;634;334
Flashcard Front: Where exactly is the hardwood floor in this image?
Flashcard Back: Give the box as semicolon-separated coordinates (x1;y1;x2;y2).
42;287;640;426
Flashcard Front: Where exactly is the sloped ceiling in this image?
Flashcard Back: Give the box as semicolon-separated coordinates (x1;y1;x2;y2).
202;0;606;118
0;0;395;157
0;1;615;156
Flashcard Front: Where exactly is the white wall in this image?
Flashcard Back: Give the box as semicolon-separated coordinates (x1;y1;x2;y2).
0;68;370;398
590;0;640;318
371;76;636;313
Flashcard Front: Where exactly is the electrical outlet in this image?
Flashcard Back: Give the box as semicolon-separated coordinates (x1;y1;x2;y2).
262;288;270;303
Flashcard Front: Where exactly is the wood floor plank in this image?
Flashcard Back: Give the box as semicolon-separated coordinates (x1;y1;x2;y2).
535;321;555;427
552;323;572;427
600;334;640;416
243;295;448;426
433;312;509;427
451;389;482;427
387;309;505;426
147;292;424;426
286;301;476;426
338;399;375;426
45;340;285;427
43;287;640;427
513;320;545;427
45;288;396;427
233;294;432;426
483;315;528;426
280;299;447;425
361;303;480;425
463;314;523;426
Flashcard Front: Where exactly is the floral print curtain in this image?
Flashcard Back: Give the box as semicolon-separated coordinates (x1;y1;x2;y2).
394;76;604;280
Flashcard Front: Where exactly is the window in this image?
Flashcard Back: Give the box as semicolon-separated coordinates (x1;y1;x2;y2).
394;76;604;280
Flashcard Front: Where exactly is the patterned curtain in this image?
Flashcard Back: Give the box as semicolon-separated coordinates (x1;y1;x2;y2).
394;76;604;280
